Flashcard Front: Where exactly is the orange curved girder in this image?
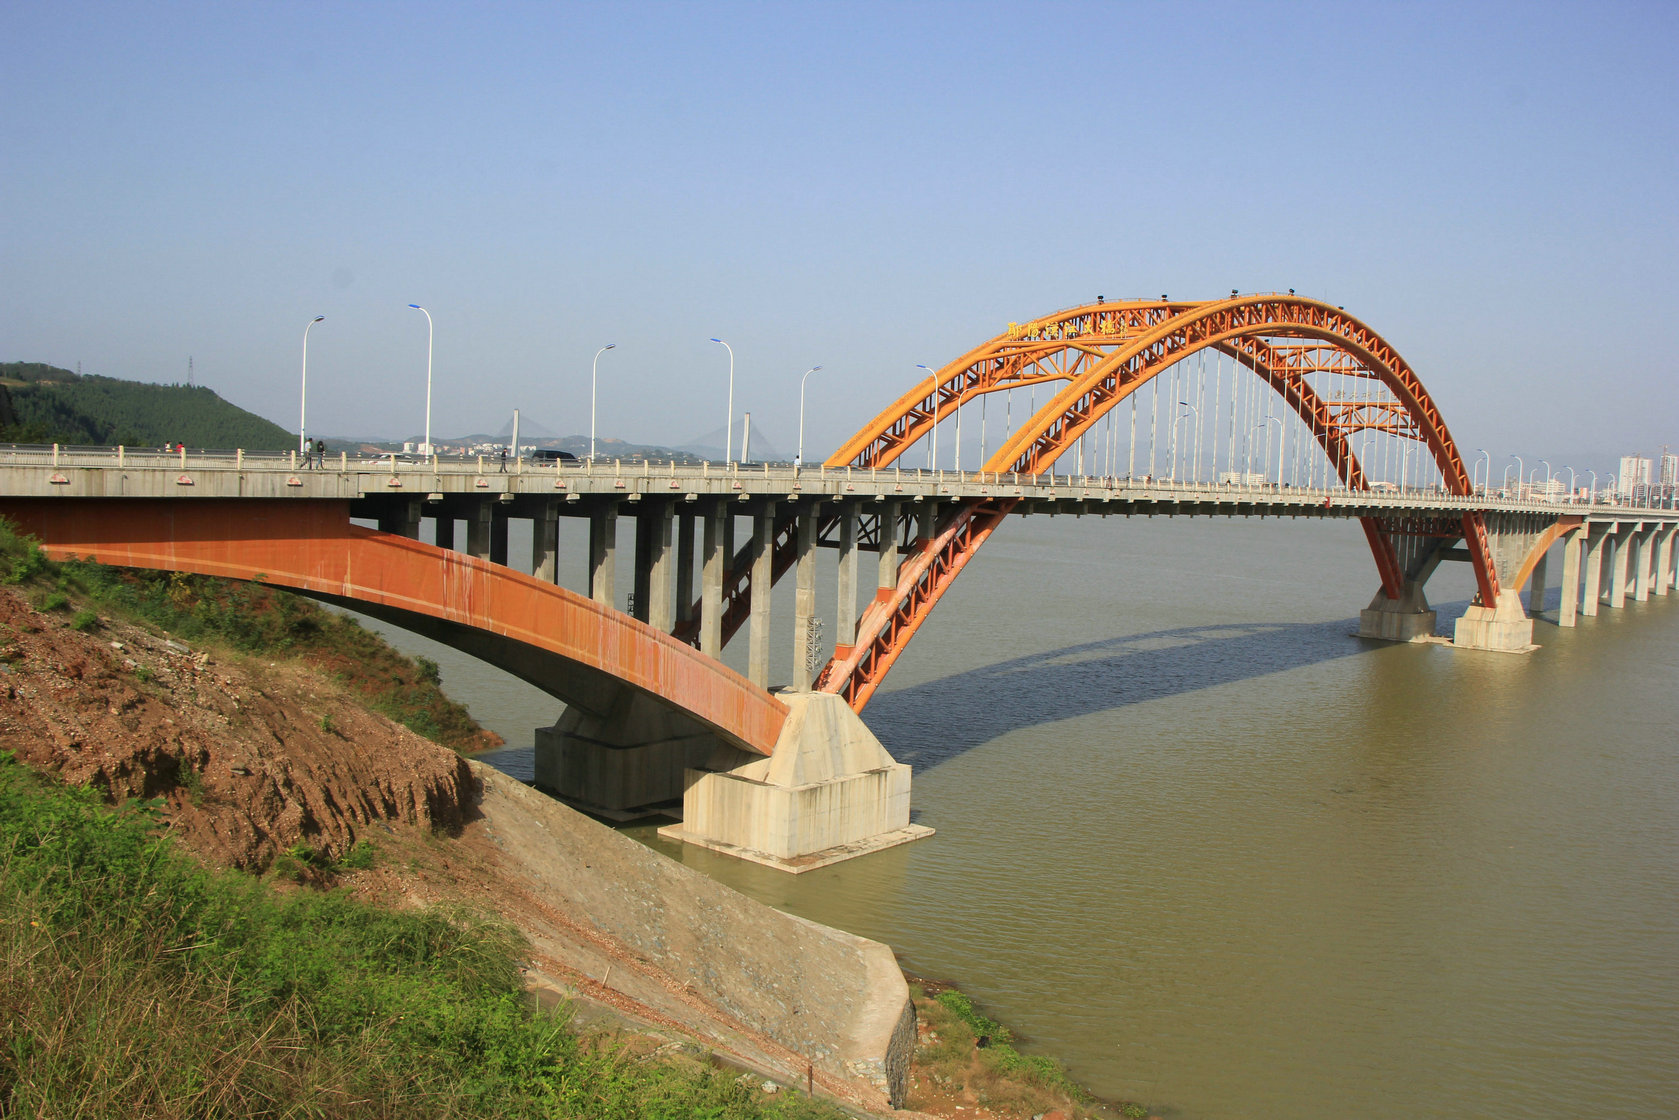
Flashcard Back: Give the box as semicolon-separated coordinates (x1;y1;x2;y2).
1508;516;1585;596
1;498;786;755
816;296;1502;707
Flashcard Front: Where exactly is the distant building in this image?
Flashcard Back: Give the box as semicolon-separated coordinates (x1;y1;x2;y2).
1618;454;1651;498
1661;452;1679;487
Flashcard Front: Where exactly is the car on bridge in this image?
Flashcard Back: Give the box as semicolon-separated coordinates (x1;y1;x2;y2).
531;449;578;463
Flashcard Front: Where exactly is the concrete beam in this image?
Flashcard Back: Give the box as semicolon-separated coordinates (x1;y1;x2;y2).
589;505;617;607
835;503;859;655
748;503;776;689
1528;548;1550;615
531;501;560;583
675;511;696;625
1583;527;1605;616
1634;527;1655;602
1610;531;1631;608
466;503;493;560
792;504;818;692
878;500;901;593
700;501;726;658
1559;527;1583;627
377;499;422;539
1652;526;1673;598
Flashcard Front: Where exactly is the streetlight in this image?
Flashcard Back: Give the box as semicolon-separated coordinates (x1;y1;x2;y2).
1178;401;1199;482
1586;469;1597;504
300;315;324;457
710;338;735;464
589;344;616;462
1263;415;1283;485
1564;466;1576;503
1510;453;1524;498
1502;463;1515;493
796;365;823;474
408;305;433;458
916;364;941;470
1474;448;1489;494
1537;459;1552;501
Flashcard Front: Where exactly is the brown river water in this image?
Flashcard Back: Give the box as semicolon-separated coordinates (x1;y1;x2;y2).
353;511;1679;1120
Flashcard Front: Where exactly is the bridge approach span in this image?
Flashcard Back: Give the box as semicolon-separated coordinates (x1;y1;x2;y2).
0;498;788;757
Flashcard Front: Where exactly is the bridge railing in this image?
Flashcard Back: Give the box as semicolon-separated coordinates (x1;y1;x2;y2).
4;444;1676;515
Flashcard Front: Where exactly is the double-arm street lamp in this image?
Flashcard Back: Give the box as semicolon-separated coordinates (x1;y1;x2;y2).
408;305;433;457
590;343;616;462
796;365;823;473
916;364;941;470
300;315;324;456
710;338;735;464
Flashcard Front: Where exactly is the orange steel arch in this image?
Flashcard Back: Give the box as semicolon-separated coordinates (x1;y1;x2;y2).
1;499;786;755
820;296;1501;710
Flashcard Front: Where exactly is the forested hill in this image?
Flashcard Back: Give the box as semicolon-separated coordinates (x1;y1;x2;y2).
0;362;293;449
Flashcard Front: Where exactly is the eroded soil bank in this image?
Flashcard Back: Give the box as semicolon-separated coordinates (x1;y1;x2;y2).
0;584;1141;1119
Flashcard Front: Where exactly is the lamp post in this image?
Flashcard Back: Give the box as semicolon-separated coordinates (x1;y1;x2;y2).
1177;402;1200;482
916;364;941;470
1510;454;1524;499
1587;469;1597;504
1474;448;1489;494
709;339;735;464
1537;459;1552;501
796;365;823;474
1264;415;1283;486
589;344;616;462
408;305;433;457
1564;466;1576;503
1502;463;1515;493
300;315;324;457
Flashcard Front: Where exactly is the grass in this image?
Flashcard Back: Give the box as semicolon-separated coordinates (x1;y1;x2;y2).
0;517;494;754
0;753;846;1119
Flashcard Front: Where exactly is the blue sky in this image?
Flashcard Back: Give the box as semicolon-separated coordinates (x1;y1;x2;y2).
3;1;1674;475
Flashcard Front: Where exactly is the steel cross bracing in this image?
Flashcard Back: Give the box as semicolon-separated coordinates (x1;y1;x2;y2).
814;295;1502;707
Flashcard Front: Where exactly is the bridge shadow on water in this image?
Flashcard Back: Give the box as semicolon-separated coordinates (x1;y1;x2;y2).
862;601;1469;771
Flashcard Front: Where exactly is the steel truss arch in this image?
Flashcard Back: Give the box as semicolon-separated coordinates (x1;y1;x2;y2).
817;296;1503;709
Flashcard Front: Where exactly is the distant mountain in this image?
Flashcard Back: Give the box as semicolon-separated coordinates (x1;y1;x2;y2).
0;362;294;450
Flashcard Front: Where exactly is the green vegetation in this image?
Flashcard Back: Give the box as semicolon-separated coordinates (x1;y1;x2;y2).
0;754;844;1118
0;517;490;752
0;361;293;449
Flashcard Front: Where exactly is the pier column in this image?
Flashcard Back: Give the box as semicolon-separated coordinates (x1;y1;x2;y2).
1558;527;1583;627
1634;527;1655;602
748;502;776;689
433;512;455;551
1583;526;1606;616
1653;526;1673;597
635;500;675;629
1527;548;1550;615
915;500;937;551
1610;529;1631;608
676;511;696;625
834;502;860;657
532;500;560;583
377;499;422;539
490;506;509;566
877;500;902;594
588;504;617;607
466;502;493;560
700;500;727;658
791;504;819;691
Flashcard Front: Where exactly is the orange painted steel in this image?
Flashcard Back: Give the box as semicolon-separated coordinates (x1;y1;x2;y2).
2;499;786;755
816;498;1017;711
1508;516;1585;596
819;296;1502;709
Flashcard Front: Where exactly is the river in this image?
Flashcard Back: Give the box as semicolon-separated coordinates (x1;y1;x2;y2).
351;511;1679;1120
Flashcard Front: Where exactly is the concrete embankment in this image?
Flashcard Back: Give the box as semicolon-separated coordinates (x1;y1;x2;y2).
466;762;915;1110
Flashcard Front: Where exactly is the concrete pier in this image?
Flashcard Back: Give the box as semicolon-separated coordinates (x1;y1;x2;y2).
659;692;933;872
1357;581;1437;641
1452;589;1535;652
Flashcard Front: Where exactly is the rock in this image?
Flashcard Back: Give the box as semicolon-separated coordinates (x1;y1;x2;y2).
760;1080;779;1094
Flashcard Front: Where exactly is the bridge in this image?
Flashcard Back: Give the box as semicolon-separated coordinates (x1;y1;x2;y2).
3;294;1675;871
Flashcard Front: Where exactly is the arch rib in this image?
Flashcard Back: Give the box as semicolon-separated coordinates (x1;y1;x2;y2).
817;296;1501;709
1;498;787;754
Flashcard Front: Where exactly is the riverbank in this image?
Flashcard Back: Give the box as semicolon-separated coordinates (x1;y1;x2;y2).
0;526;1149;1119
